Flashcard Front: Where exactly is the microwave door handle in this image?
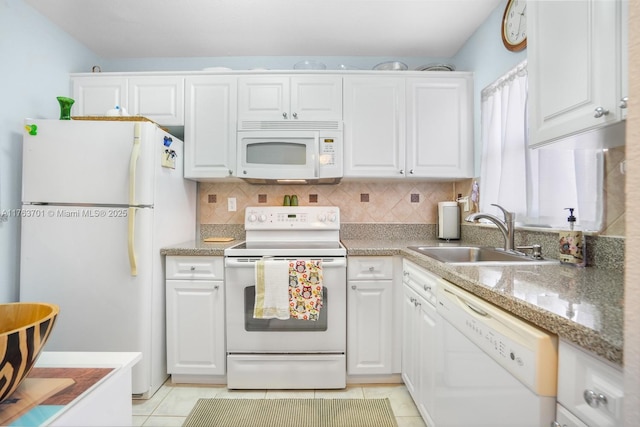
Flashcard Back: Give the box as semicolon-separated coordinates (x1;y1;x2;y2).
313;132;320;178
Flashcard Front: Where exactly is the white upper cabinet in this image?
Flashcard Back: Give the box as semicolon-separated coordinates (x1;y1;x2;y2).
184;76;238;179
237;75;342;123
128;76;185;125
344;74;473;179
528;0;627;148
406;76;473;178
72;76;127;117
343;76;406;177
72;74;185;125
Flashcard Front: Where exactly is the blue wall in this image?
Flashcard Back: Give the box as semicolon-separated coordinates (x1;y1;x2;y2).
453;0;527;173
0;0;99;302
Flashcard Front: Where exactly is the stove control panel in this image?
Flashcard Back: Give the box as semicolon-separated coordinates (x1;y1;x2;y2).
244;206;340;230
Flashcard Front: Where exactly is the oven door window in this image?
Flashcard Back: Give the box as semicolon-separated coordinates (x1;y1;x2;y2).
244;286;328;331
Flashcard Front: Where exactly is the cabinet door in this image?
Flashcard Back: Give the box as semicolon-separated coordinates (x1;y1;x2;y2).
528;0;622;147
166;280;225;375
238;76;289;122
347;280;393;375
406;76;473;178
128;76;184;125
417;297;437;426
401;285;419;398
291;76;342;121
343;77;406;177
72;76;127;116
184;76;237;179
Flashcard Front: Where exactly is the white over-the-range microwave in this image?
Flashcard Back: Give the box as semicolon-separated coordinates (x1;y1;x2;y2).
236;121;343;184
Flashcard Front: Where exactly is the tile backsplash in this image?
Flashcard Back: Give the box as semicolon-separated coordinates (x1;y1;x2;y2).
199;180;467;224
198;145;625;237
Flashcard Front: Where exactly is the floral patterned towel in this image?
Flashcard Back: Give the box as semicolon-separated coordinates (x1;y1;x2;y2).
289;260;323;321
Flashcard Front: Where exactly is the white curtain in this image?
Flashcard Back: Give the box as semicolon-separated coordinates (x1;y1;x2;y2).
480;60;603;231
480;60;529;220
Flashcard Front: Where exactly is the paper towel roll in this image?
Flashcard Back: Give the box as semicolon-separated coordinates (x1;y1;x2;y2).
438;202;460;240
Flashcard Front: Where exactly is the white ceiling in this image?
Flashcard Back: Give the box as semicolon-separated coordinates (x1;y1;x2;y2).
24;0;502;59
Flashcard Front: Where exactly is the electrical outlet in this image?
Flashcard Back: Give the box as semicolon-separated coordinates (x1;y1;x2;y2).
457;196;470;212
228;198;237;212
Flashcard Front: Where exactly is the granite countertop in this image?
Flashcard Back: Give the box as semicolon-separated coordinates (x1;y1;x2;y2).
160;239;240;256
343;239;624;366
161;238;624;366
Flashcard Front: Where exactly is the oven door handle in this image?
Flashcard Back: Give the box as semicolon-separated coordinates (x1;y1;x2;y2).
225;257;347;268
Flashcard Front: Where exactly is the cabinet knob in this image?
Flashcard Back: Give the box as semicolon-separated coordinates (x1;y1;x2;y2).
351;285;357;290
583;389;608;408
399;169;405;175
594;107;610;118
409;169;414;175
620;97;628;109
282;112;288;119
214;285;220;290
292;112;298;119
550;422;561;427
190;266;196;271
403;271;410;277
368;266;375;272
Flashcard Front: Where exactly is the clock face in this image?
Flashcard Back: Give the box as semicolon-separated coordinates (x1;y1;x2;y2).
503;0;527;50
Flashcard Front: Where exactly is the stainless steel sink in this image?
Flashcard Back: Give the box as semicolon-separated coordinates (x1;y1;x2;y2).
407;246;559;265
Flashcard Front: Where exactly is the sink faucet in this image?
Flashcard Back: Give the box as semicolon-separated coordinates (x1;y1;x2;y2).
465;204;515;252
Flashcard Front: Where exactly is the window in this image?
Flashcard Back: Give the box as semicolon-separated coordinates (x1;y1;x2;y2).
480;60;603;231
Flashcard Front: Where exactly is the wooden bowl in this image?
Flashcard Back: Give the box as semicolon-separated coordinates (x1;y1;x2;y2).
0;302;59;402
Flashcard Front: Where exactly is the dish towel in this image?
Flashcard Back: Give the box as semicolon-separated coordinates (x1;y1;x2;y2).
254;259;291;320
289;260;323;321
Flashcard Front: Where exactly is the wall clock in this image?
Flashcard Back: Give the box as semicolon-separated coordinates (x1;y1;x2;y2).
502;0;527;51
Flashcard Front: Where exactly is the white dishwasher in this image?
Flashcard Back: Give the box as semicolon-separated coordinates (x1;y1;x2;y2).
435;280;558;426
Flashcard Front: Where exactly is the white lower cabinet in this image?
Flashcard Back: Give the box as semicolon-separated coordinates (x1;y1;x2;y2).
401;259;437;427
165;256;225;380
346;256;399;376
555;339;623;427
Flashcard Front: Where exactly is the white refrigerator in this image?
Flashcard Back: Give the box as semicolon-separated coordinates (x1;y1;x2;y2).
19;119;196;398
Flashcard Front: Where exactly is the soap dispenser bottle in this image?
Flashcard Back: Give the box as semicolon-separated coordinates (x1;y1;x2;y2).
559;208;586;267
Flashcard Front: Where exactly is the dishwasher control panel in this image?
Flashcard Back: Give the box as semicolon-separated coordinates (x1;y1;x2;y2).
437;280;558;396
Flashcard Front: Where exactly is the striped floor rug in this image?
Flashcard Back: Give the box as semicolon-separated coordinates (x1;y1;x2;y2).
182;398;398;427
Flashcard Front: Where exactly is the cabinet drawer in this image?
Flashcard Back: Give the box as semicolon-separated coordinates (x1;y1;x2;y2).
556;404;588;427
347;256;393;280
166;256;224;280
402;259;438;306
557;340;623;427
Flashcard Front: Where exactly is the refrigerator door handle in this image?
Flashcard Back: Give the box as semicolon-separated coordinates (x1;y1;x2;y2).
129;124;141;206
128;207;138;276
127;124;142;276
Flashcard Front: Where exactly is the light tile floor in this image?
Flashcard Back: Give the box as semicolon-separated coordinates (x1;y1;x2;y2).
132;381;427;427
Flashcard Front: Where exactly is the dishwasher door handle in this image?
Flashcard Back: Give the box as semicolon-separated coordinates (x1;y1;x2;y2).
465;301;489;317
443;288;490;317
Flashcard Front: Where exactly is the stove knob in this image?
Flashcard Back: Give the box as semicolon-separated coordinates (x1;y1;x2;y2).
327;213;337;222
258;214;267;222
247;214;257;222
318;214;327;222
